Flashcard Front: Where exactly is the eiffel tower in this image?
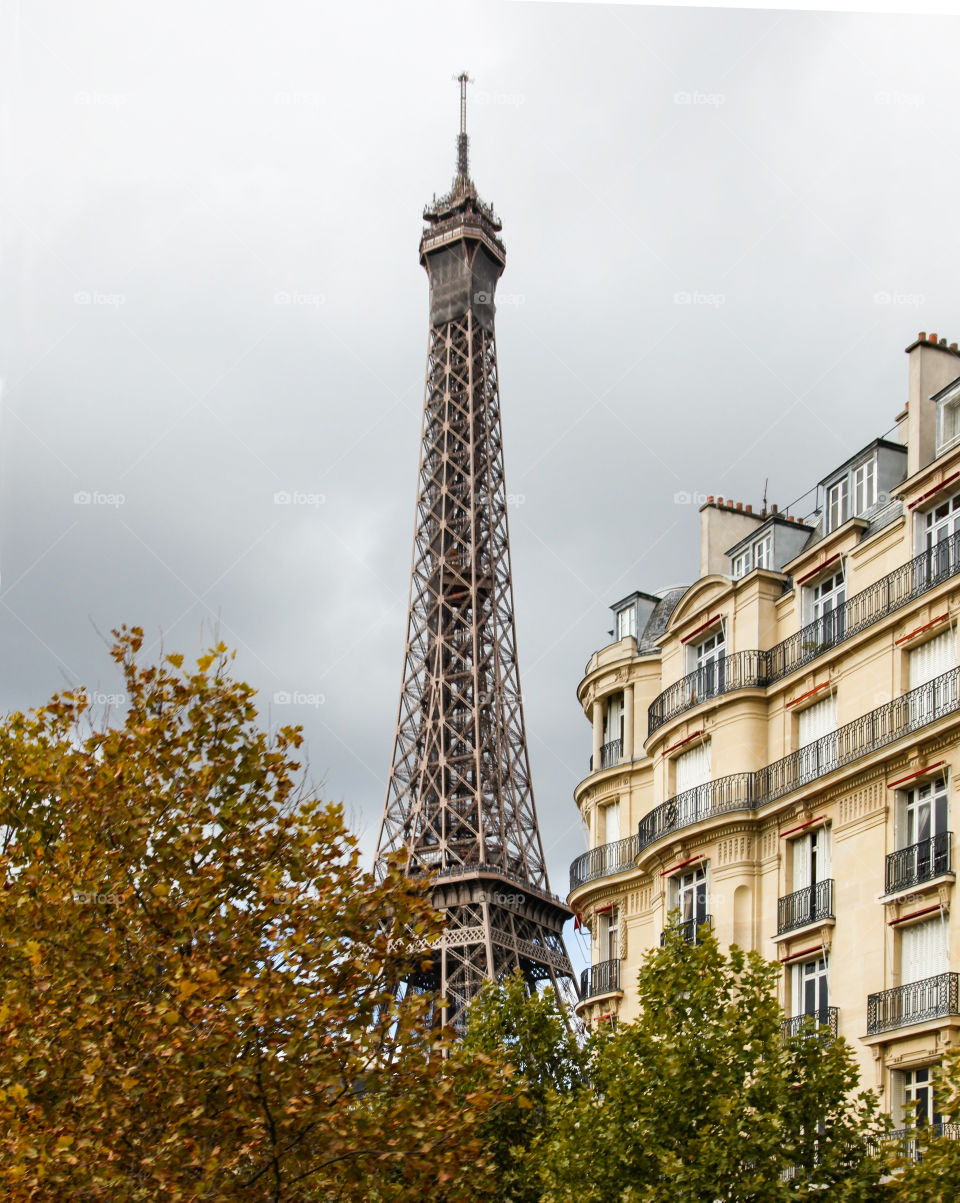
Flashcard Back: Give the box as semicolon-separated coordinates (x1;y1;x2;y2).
375;74;577;1030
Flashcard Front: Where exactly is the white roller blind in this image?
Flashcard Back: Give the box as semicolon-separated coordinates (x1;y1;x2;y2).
901;918;949;984
676;741;711;793
603;801;620;845
909;630;956;690
816;825;832;878
798;695;838;747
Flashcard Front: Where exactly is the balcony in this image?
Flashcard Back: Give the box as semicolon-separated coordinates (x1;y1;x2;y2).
660;913;713;946
780;1006;838;1041
599;739;622;770
777;879;835;935
647;526;959;738
580;958;620;1001
648;651;766;733
636;666;960;860
885;832;953;895
873;1123;960;1161
866;972;960;1035
570;833;640;892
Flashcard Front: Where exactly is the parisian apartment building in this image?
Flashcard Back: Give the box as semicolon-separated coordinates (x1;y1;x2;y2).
569;332;960;1135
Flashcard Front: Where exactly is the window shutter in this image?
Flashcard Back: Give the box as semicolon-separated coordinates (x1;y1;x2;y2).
910;630;957;690
676;741;711;793
902;919;949;983
798;695;838;746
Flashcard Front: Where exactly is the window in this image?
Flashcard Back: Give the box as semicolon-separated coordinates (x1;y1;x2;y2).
797;694;838;778
616;605;637;641
598;906;619;963
901;917;949;985
753;535;772;570
827;478;850;532
903;776;948;847
670;864;708;929
601;800;620;846
923;492;960;581
908;630;957;726
896;1067;942;1129
601;694;624;767
731;550;751;579
675;740;712;824
938;388;960;452
811;569;846;645
692;628;725;699
791;825;832;893
897;776;950;883
792;955;829;1020
852;458;878;515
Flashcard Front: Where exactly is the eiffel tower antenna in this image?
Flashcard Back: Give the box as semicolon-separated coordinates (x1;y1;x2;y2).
376;76;578;1031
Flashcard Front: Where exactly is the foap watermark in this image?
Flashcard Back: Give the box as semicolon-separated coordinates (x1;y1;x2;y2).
273;291;325;307
74;290;125;306
497;293;526;308
874;90;924;107
74;90;127;107
72;890;125;905
674;90;726;107
78;690;128;708
74;490;126;508
273;690;326;707
273;90;324;108
673;490;710;506
273;490;325;508
473;89;526;108
477;891;527;907
674;290;725;308
874;291;925;308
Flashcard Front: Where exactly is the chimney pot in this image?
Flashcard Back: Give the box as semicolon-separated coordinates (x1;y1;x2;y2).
718;496;724;506
930;333;939;344
706;495;714;503
951;343;958;352
771;504;779;515
941;338;948;347
736;501;743;511
746;504;753;514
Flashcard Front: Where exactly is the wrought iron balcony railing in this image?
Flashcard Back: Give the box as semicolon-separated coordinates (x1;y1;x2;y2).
872;1123;960;1161
636;667;960;858
579;958;620;1000
647;529;960;736
885;832;953;894
660;913;713;946
777;879;835;935
570;833;640;892
647;650;766;733
780;1006;838;1041
866;972;960;1035
599;739;622;770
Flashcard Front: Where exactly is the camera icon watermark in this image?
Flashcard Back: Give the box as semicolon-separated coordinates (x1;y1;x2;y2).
74;490;126;508
273;291;325;307
74;290;126;306
673;490;710;506
674;90;726;107
273;690;326;707
273;490;325;508
674;290;725;308
873;290;925;308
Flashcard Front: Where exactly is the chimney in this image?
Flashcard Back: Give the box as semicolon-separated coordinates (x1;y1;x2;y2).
904;333;960;475
698;499;766;577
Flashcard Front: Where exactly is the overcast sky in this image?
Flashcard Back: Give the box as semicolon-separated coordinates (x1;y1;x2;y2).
3;1;959;973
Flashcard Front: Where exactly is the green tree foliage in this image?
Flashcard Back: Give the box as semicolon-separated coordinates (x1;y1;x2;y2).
458;969;589;1203
536;922;890;1202
0;628;503;1201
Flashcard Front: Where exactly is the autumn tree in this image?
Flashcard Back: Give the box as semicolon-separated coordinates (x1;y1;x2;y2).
0;628;502;1201
536;922;890;1202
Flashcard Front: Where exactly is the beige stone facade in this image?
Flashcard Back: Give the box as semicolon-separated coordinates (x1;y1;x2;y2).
569;333;960;1131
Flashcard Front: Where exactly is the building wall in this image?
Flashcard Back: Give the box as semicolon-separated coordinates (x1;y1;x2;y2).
569;336;960;1125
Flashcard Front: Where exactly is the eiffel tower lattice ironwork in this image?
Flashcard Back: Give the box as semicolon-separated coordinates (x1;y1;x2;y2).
376;74;577;1030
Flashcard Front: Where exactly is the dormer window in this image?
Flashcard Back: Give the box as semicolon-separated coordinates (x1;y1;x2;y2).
852;458;877;514
937;381;960;454
616;604;637;641
826;478;849;532
753;534;772;570
731;533;773;579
